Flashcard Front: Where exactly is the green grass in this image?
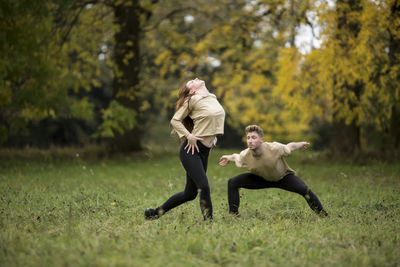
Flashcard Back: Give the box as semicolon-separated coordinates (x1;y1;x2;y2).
0;149;399;266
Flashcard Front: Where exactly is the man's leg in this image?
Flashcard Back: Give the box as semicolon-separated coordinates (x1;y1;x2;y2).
227;172;328;216
227;173;270;214
275;173;328;216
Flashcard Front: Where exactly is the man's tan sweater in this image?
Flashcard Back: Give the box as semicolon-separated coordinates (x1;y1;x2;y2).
226;142;295;181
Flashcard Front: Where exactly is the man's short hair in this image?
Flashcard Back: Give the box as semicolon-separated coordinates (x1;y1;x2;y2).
245;125;264;137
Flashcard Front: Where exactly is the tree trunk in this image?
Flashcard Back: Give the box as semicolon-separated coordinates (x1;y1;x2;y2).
388;0;400;148
391;106;400;148
330;0;363;155
331;116;361;154
112;1;142;152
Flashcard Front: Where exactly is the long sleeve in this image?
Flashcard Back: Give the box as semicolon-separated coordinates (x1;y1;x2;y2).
227;154;242;167
170;103;190;138
272;142;291;156
226;149;248;168
170;94;225;139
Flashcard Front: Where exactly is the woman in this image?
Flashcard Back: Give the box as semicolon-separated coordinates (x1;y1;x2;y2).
145;78;225;220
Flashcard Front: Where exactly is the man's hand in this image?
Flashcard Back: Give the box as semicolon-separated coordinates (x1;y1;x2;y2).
287;141;310;152
219;156;229;166
299;141;310;151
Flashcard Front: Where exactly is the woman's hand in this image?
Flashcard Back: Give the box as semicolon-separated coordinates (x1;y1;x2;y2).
185;134;204;155
212;137;217;147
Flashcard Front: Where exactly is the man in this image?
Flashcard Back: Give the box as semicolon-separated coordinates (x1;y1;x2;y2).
219;125;328;216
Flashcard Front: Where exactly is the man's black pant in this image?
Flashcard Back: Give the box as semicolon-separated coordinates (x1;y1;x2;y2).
228;172;326;215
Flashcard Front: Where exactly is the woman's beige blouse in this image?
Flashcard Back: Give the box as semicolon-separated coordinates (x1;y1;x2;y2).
170;94;225;140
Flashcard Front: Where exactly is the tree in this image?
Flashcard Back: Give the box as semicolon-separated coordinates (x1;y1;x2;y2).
207;0;318;142
3;0;399;156
0;0;152;150
108;0;147;151
387;0;400;148
329;0;363;154
0;0;105;145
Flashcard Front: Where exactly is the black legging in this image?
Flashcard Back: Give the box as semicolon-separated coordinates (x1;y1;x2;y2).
156;140;212;219
228;172;325;215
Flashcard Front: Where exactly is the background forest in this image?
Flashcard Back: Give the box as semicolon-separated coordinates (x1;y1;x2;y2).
1;0;399;156
1;2;399;266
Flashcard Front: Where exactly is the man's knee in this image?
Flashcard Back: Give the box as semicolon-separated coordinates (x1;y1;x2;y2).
285;175;309;195
304;188;316;199
228;178;237;189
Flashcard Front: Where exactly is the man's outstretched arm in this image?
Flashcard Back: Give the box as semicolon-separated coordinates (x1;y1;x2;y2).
286;142;310;152
219;154;241;166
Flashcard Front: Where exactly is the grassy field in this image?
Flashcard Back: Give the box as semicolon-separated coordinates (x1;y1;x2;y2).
0;148;399;266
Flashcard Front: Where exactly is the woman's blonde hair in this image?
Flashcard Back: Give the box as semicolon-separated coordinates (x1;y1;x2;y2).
172;82;194;134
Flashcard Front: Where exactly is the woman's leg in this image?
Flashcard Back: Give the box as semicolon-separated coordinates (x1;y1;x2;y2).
145;172;199;220
157;173;198;215
145;142;202;220
180;141;212;219
147;141;212;220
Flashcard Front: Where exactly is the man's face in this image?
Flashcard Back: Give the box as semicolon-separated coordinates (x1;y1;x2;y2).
246;132;263;150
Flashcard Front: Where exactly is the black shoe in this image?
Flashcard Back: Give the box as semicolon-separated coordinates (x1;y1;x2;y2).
144;208;159;220
319;209;328;217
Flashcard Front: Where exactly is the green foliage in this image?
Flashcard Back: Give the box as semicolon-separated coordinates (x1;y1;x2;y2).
354;0;400;131
68;97;95;121
0;1;113;144
0;151;399;266
145;0;317;141
93;100;137;138
2;0;400;152
140;0;399;149
0;1;62;139
301;0;400;147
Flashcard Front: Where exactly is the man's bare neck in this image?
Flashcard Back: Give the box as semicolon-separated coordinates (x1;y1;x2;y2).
251;145;263;157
